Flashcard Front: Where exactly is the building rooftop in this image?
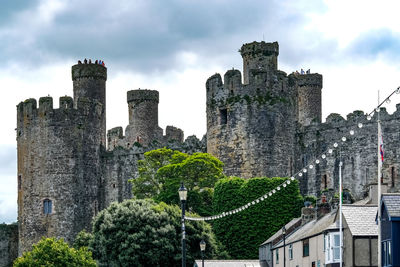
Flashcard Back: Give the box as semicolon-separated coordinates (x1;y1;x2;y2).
193;260;260;267
341;205;378;236
260;217;302;246
382;193;400;218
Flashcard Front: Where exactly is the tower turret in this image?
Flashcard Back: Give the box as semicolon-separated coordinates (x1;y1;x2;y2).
72;63;107;145
125;89;163;146
296;73;323;126
240;41;279;84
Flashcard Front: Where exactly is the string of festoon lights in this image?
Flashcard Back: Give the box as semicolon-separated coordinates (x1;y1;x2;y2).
185;86;400;222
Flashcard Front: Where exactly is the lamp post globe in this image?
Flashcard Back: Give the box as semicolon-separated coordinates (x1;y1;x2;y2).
179;183;187;267
200;240;206;267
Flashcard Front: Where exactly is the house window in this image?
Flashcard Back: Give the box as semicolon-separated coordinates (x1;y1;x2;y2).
333;234;340;260
312;262;316;267
289;244;293;260
382;240;392;267
276;249;279;264
303;239;309;257
220;108;227;125
43;199;52;214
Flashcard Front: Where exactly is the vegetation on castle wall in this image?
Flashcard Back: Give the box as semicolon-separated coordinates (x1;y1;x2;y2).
212;177;303;259
14;237;96;267
88;199;227;266
130;148;225;216
209;92;289;110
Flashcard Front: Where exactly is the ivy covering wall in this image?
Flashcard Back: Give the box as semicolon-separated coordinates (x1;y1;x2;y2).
212;177;303;259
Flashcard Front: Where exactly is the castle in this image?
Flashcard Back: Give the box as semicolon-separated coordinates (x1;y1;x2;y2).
2;41;400;265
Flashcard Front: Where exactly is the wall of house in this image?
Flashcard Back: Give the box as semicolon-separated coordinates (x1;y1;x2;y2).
273;235;325;267
354;237;377;266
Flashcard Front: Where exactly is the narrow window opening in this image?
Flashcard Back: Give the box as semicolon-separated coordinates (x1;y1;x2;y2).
43;199;52;215
391;166;395;187
220;109;227;125
322;175;327;190
18;175;22;190
303;239;309;257
112;183;116;188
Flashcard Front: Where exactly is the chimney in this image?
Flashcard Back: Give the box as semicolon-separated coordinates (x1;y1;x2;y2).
301;207;316;225
369;183;388;204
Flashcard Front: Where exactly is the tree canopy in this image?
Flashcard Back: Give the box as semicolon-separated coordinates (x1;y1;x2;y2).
13;237;96;267
89;199;227;266
130;148;225;216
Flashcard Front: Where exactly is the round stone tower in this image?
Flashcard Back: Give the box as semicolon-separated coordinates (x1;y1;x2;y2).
72;63;107;145
240;41;279;84
296;73;323;126
125;89;163;146
17;63;107;254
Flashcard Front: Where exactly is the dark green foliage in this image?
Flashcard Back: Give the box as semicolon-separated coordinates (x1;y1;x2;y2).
73;230;93;249
90;199;226;266
130;148;225;216
13;237;96;267
303;195;317;206
212;177;303;259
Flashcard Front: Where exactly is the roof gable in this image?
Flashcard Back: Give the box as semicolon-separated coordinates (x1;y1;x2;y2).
341;205;378;236
381;194;400;219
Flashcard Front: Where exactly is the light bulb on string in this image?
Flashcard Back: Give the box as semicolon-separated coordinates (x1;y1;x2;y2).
367;115;372;121
375;108;380;113
333;143;338;148
316;159;320;164
269;192;272;196
287;180;291;184
396;87;400;94
298;173;303;177
386;98;391;104
309;165;313;169
303;168;307;173
283;183;287;187
277;186;281;190
342;137;346;142
290;176;295;181
328;149;333;154
358;123;363;128
350;130;354;135
322;154;326;159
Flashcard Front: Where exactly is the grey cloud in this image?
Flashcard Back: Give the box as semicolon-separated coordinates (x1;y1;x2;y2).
0;0;325;73
345;28;400;61
0;145;16;176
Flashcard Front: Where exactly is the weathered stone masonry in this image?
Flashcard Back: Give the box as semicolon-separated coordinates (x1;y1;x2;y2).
206;41;400;200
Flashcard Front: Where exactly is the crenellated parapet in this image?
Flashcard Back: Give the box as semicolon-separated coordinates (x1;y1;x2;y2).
17;96;103;132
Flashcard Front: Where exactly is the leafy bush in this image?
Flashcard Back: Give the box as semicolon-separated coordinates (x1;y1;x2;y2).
212;177;303;259
14;237;96;267
90;199;227;266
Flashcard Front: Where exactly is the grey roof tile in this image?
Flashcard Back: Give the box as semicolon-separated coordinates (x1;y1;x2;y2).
382;193;400;218
342;205;378;236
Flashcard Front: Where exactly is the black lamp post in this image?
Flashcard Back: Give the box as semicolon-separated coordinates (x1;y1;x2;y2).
179;183;188;267
282;226;286;267
200;240;206;267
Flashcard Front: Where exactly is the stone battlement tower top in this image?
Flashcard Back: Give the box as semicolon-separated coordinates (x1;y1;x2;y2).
240;41;279;84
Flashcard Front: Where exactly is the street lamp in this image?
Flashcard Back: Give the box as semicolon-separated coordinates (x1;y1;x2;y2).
282;226;286;267
200;240;206;267
179;183;188;267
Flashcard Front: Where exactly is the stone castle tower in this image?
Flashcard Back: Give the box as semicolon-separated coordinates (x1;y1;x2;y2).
206;41;322;178
206;41;399;199
15;62;197;255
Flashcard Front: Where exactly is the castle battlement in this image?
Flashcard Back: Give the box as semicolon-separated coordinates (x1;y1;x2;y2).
17;96;103;131
294;73;323;88
239;41;279;58
72;63;107;81
127;89;159;103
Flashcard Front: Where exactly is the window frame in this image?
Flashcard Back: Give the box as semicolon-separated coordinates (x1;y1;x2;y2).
289;244;293;260
303;239;310;257
276;248;279;264
43;199;52;215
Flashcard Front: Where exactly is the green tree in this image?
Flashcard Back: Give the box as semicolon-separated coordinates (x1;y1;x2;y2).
73;230;93;250
90;199;227;267
130;148;188;198
13;237;96;267
212;177;303;259
130;148;225;216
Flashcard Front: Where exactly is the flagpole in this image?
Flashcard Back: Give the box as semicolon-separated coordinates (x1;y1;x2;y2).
339;153;343;267
377;91;382;267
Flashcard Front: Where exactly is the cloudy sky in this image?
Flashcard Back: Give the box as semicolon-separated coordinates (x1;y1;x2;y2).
1;0;400;223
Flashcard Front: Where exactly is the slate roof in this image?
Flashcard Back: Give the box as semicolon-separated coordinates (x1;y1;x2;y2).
271;210;337;248
260;217;301;246
193;260;260;267
382;193;400;218
341;205;378;236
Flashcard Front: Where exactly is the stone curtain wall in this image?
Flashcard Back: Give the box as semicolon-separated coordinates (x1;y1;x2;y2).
0;224;18;267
